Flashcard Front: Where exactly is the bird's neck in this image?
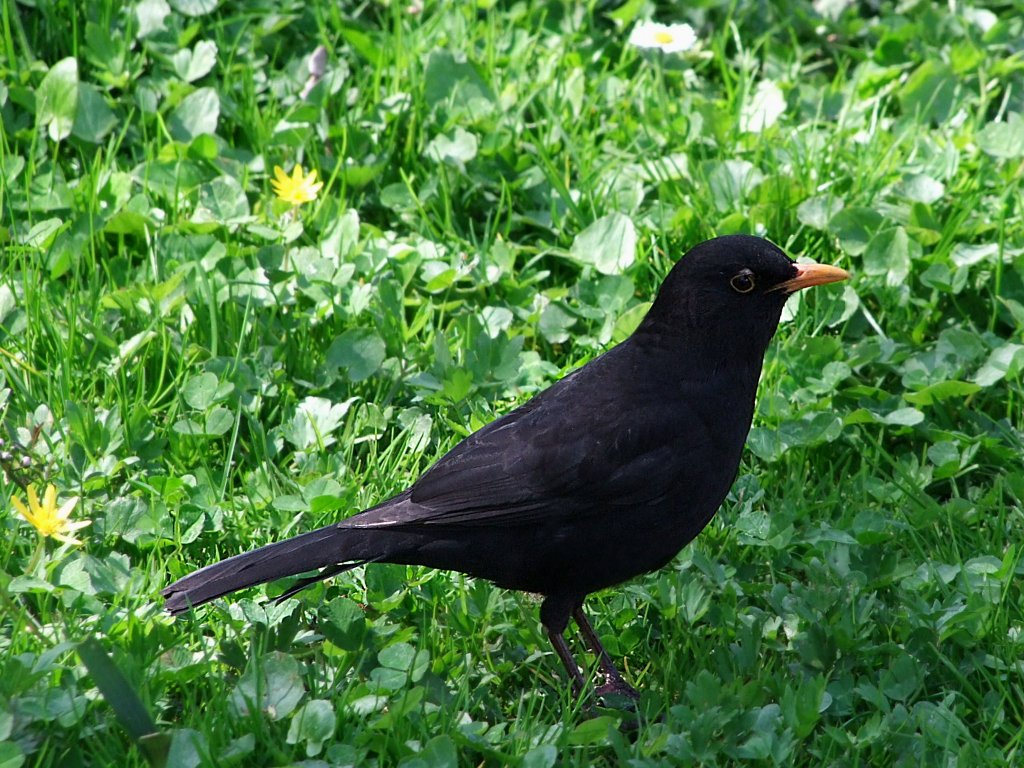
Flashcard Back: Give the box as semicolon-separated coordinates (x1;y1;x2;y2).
632;320;771;387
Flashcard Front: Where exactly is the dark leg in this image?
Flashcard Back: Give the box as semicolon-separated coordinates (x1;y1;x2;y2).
546;626;586;697
540;595;586;697
572;606;639;701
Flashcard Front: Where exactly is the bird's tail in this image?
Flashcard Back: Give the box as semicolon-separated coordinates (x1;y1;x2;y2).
161;523;379;616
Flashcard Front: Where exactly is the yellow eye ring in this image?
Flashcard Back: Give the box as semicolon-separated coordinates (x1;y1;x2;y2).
730;272;756;294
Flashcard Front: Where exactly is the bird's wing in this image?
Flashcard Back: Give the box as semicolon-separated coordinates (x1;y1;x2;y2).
348;354;715;529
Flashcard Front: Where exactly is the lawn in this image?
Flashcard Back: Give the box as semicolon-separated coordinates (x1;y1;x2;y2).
1;0;1023;765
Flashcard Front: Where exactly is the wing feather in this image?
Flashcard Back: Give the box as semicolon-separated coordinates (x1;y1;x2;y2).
393;357;710;527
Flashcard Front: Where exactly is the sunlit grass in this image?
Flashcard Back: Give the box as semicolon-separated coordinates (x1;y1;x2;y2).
1;0;1022;765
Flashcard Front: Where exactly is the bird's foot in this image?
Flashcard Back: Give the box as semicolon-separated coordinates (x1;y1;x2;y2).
593;675;640;710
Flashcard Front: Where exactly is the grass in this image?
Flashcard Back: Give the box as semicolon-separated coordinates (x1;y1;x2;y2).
1;0;1023;765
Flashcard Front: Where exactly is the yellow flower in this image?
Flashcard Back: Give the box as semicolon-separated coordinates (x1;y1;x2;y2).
271;164;323;206
12;484;89;545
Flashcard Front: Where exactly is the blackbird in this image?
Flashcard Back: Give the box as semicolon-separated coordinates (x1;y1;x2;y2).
163;235;848;701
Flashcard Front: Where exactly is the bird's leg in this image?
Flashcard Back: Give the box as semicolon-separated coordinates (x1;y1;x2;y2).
546;626;587;698
541;595;586;697
572;606;639;701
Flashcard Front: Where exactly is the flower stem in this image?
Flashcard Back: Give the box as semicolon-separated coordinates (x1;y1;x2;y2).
26;535;46;577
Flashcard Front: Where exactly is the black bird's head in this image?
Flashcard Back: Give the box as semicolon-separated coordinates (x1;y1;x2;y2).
638;235;848;362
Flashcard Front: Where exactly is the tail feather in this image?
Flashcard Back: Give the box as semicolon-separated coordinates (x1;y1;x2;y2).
273;559;381;603
162;524;378;615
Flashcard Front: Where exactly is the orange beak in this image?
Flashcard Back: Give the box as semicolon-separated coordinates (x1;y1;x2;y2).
773;262;850;293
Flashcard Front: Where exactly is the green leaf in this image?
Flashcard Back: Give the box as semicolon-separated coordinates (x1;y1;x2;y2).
320;597;367;651
425;127;478;169
825;284;860;328
977;113;1024;159
838;405;915;429
109;330;157;374
568;716;615;745
880;407;925;426
606;0;645;25
881;653;922;701
217;735;255;764
173;40;218;83
903;380;980;406
168;87;220;141
864;226;918;286
326;328;386;382
797;195;844;231
740;79;785;133
165;729;204;768
424;266;457;293
135;0;170;37
77;636;168;766
399;735;457;768
519;745;557;768
736;508;770;542
950;242;998;268
479;306;514;337
443;368;473;401
76;640;155;737
748;412;845;461
828;207;884;256
71;84;116;143
171;417;204;436
781;676;827;739
898;60;957;123
204;407;233;436
539;302;576;344
22;217;64;248
286;700;335;758
320;208;360;262
1;155;24;186
899;173;944;204
1000;297;1024;327
379;642;429;682
280;396;356;449
423;50;494;119
0;741;25;768
927;441;961;478
0;285;14;324
229;652;305;721
192;176;250;226
973;343;1024;387
37;57;79;142
635;152;690;183
338;21;383;67
379;642;415;671
182;372;219;410
569;212;636;275
168;0;218;16
704;159;765;212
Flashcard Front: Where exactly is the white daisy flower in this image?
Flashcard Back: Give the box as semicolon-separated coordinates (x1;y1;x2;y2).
628;22;697;54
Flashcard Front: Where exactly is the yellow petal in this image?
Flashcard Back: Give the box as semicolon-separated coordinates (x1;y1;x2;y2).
55;497;80;522
11;494;30;520
13;491;44;533
43;484;58;514
27;484;41;514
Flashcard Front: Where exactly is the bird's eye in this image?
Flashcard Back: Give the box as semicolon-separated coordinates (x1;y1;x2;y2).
730;270;756;294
